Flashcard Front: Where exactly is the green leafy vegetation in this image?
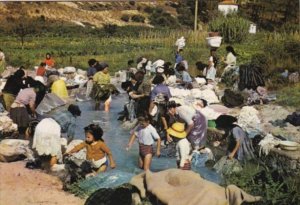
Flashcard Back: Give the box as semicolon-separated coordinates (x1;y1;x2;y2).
223;162;300;205
209;14;251;43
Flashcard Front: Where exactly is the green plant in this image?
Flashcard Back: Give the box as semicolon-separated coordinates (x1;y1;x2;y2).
209;15;251;43
131;15;145;23
120;14;130;22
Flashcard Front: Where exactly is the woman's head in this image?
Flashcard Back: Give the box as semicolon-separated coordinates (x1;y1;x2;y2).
215;115;237;130
176;62;186;72
134;71;145;82
226;46;237;56
152;75;165;85
166;101;179;114
40;62;46;67
88;59;97;67
68;104;81;117
14;69;25;78
46;53;51;59
84;124;104;143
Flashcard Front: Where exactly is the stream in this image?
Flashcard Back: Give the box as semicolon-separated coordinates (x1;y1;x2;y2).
73;93;221;184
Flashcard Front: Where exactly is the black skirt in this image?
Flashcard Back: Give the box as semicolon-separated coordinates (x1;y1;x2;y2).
10;107;30;128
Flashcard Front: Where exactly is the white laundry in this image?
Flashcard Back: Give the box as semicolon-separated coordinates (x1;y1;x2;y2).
0;115;18;133
258;134;281;156
32;118;63;161
237;106;262;137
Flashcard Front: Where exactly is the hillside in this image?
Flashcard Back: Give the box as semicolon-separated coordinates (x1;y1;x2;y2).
0;1;178;28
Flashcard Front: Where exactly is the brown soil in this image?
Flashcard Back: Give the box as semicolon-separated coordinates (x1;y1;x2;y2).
0;161;84;205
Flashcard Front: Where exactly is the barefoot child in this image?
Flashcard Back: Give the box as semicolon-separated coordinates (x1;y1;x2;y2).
126;116;161;170
65;124;116;174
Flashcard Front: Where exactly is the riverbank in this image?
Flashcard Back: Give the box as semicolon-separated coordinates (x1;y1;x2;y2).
0;161;85;205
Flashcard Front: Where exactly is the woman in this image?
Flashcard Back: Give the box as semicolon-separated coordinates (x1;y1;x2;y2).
161;101;182;143
44;53;55;68
92;62;118;111
215;115;254;162
222;46;237;75
203;57;217;82
49;75;68;99
2;69;26;111
176;105;207;151
175;62;192;86
149;75;171;114
10;85;40;137
129;71;151;117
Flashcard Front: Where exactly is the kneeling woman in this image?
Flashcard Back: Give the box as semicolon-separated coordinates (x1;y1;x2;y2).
215;115;254;162
66;124;116;174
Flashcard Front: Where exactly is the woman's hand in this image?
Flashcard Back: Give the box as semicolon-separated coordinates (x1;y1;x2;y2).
213;141;220;147
167;134;173;143
126;144;131;151
227;152;234;160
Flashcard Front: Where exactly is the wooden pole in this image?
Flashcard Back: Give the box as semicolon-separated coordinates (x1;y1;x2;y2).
194;0;198;31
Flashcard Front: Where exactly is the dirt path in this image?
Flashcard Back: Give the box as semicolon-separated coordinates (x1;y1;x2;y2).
0;161;85;205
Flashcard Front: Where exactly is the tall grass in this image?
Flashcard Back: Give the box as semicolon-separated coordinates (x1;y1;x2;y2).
1;30;299;78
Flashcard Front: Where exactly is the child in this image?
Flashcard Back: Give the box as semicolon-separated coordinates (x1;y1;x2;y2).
126;116;161;170
167;122;192;170
65;124;116;174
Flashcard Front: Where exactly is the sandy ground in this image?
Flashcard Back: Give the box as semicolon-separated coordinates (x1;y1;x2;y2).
0;161;85;205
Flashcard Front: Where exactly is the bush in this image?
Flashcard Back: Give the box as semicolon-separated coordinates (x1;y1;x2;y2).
103;24;117;36
149;9;179;28
131;15;145;23
120;14;130;22
144;6;154;13
209;15;251;43
129;1;135;6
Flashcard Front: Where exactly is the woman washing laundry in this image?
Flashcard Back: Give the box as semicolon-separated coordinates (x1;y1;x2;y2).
176;105;208;151
91;62;119;111
215;115;254;162
149;75;171;114
129;71;151;117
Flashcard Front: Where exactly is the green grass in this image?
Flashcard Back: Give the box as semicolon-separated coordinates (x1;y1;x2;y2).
276;83;300;110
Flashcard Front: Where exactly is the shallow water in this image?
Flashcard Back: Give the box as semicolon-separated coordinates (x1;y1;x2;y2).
74;93;221;184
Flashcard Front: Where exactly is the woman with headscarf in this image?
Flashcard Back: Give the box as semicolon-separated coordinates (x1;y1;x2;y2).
2;69;26;111
215;115;254;162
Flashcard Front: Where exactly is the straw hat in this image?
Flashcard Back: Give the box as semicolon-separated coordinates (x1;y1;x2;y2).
167;122;187;139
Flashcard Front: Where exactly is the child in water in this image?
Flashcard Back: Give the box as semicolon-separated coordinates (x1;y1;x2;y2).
126;116;161;170
65;124;116;175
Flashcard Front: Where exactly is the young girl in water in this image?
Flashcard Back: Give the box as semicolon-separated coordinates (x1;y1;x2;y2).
65;124;116;174
126;115;161;170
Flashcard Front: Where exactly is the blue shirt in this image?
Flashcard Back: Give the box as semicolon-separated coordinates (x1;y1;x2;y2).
51;111;76;138
175;54;183;64
150;84;171;101
87;67;97;78
182;71;192;83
